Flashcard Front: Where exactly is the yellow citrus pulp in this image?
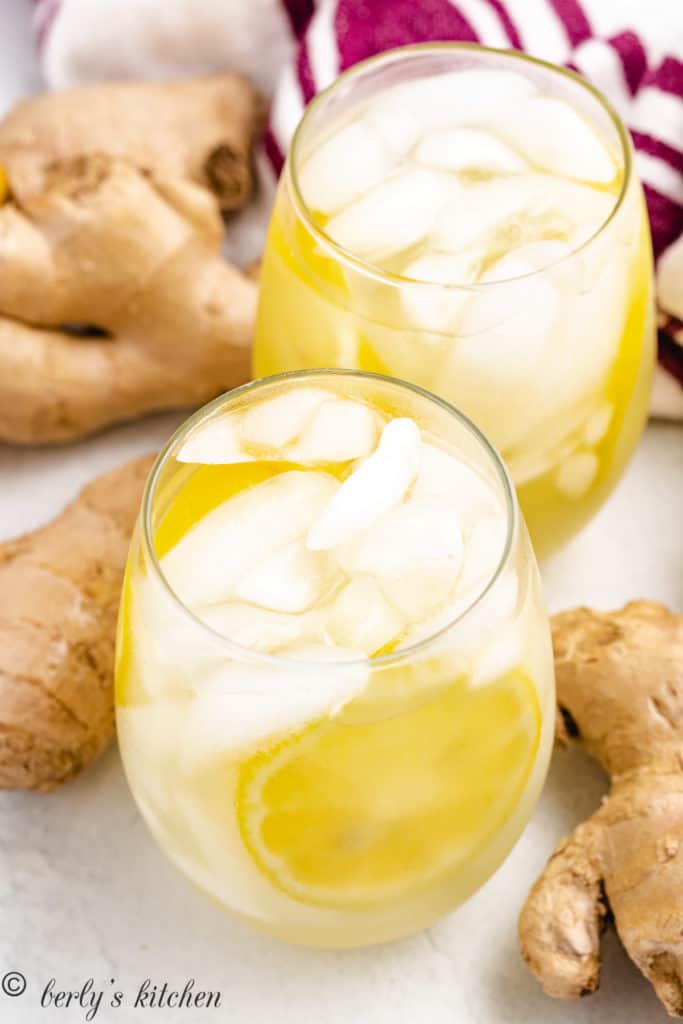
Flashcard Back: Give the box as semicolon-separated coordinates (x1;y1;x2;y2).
237;669;539;908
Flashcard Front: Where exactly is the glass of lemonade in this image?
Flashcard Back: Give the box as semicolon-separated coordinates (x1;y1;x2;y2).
254;44;655;559
116;370;555;947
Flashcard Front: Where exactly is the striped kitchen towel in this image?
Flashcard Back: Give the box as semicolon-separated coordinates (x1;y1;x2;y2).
33;0;683;417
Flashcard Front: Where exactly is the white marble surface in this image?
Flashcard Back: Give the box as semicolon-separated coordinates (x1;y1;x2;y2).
1;7;682;1023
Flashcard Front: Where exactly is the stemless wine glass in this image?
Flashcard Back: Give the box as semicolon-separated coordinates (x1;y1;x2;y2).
115;369;555;948
254;44;655;559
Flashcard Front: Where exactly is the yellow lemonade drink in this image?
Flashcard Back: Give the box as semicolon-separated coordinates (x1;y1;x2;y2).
116;371;555;948
255;45;655;559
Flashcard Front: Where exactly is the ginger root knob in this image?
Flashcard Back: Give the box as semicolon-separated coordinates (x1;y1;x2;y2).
519;601;683;1017
0;456;153;791
0;76;261;444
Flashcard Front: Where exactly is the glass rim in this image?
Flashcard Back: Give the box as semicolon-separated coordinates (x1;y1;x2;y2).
141;368;519;670
287;41;633;291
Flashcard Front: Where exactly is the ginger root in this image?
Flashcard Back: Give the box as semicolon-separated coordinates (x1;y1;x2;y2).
0;456;153;792
520;601;683;1017
0;75;261;443
0;153;258;442
0;75;261;213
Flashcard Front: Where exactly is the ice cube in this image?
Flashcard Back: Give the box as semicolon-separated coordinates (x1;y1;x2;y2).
131;574;227;700
307;418;421;551
181;647;370;770
583;402;613;446
119;701;184;769
197;601;304;650
431;176;537;253
181;670;278;762
406;544;517;649
416;128;527;174
412;442;499;530
506;440;574;488
384;569;460;623
404;250;482;287
162;470;338;607
470;621;524;687
299;117;397;215
442;69;537;123
285;644;365;664
448;572;520;664
442;261;561;452
378;69;536;133
359;322;449;394
568;222;597;250
499;96;616;183
400;591;468;648
341;496;463;577
366;107;421;157
325;168;461;261
176;412;253;465
117;702;185;825
276;646;371;715
240;386;331;451
235;538;333;613
431;175;612;255
504;406;586;486
287;398;378;463
180;657;368;765
400;554;519;661
490;240;571;276
543;256;626;409
554;451;599;499
401;250;480;334
534;179;615;232
339;497;464;621
327;575;404;654
457;514;508;596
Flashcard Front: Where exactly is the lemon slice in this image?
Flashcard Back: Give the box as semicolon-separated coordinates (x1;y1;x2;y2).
237;671;540;908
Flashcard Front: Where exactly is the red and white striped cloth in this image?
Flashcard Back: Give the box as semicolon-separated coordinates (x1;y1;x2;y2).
33;0;683;417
